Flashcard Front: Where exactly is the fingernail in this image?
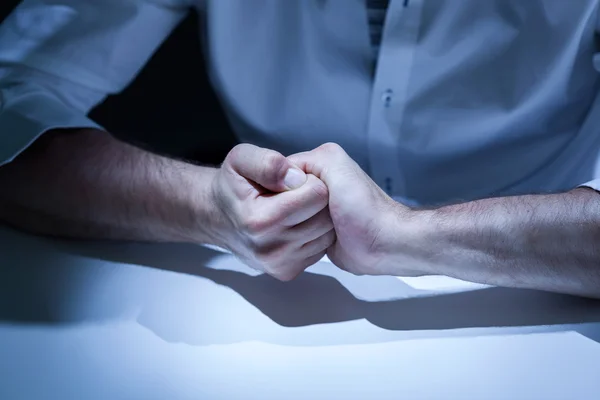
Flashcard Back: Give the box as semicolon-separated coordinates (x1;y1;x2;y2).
284;168;306;189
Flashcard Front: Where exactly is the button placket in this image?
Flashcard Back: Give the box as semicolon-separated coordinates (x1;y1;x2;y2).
381;89;394;108
366;0;424;197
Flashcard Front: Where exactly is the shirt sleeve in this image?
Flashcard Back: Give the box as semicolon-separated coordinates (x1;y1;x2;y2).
578;179;600;191
0;0;190;166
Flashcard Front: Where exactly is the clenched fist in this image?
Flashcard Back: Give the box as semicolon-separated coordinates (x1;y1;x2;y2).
209;144;336;280
289;143;423;277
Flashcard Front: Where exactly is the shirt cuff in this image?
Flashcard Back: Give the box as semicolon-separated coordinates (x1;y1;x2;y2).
0;90;102;166
577;179;600;192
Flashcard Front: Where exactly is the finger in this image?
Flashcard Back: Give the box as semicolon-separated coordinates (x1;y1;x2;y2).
227;143;307;192
287;207;334;243
300;249;328;270
300;228;336;258
258;174;329;227
265;260;306;282
288;143;354;189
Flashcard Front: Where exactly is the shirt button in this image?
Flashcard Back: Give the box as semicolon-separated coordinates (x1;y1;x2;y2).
381;89;393;108
385;177;393;194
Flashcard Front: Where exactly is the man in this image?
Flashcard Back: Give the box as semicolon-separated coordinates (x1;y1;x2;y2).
0;0;599;298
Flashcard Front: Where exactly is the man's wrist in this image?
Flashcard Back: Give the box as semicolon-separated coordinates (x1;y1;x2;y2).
202;166;232;248
381;202;439;276
175;165;226;246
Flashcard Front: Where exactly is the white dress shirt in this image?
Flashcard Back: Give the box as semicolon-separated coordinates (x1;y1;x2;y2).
2;0;600;206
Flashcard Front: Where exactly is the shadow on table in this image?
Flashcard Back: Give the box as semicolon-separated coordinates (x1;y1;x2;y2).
1;225;600;345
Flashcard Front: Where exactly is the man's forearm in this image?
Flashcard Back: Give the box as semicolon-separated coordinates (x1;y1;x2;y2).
0;128;221;244
400;189;600;298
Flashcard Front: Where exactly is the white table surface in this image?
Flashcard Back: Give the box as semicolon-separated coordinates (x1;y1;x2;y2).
1;224;599;400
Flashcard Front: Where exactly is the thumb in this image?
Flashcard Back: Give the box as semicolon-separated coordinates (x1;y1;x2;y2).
226;143;307;192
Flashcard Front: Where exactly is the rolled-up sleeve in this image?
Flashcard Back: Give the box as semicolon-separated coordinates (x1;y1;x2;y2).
0;0;189;166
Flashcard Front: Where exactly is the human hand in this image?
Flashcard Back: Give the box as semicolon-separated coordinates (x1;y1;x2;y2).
289;143;426;277
209;144;335;281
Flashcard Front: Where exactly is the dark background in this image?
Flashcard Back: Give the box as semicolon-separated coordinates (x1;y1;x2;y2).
1;1;237;165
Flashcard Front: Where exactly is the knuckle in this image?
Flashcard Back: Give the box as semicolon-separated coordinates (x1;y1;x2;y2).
275;271;298;282
319;142;344;154
226;143;247;163
255;246;299;282
241;212;273;235
267;264;300;282
261;151;288;181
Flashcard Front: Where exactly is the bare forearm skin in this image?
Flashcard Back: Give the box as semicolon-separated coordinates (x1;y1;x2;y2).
397;189;600;298
0;128;221;244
